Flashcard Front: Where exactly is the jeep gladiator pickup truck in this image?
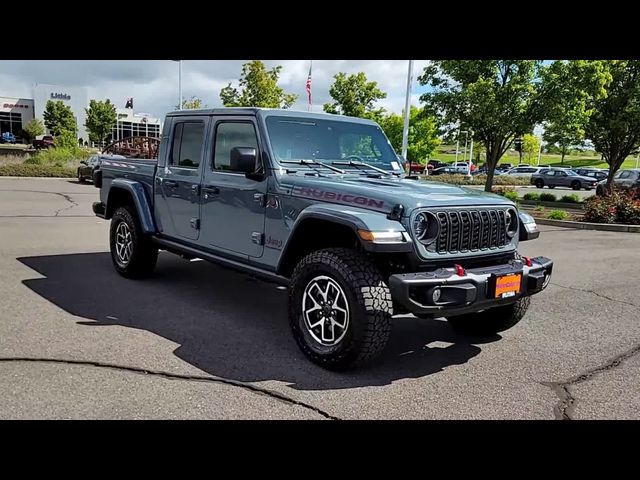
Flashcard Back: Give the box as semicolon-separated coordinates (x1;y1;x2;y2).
92;108;553;370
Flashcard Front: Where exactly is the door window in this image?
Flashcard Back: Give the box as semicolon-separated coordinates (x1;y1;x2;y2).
171;122;204;168
213;122;258;171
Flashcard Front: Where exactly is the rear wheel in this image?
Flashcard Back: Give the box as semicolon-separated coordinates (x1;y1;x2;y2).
535;179;544;188
109;205;158;278
447;297;531;336
77;170;85;183
288;248;392;370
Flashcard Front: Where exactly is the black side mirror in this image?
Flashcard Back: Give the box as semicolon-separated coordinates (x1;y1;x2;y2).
230;147;258;175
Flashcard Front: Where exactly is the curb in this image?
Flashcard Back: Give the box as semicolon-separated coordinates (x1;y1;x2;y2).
535;217;640;233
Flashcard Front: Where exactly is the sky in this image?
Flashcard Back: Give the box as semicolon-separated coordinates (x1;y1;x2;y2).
0;60;431;119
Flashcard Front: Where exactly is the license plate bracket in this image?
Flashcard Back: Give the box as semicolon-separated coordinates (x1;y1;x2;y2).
490;271;523;299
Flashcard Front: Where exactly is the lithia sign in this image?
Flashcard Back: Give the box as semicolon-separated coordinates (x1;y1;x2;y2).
50;92;71;100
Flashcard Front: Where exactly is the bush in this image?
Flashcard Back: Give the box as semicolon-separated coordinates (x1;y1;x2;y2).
424;173;530;186
560;194;581;203
0;164;75;177
491;186;516;196
547;210;568;220
523;192;540;201
28;146;91;167
539;193;557;202
503;190;519;202
584;191;640;225
534;205;545;213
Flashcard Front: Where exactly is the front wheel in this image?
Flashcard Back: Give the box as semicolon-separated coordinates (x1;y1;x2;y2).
535;179;544;188
110;205;158;278
447;297;531;336
288;248;392;370
77;170;85;183
571;181;581;191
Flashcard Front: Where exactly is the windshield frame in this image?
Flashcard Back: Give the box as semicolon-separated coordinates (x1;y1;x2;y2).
262;113;405;174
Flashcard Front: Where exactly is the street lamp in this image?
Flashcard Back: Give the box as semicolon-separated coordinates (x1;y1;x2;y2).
172;60;183;110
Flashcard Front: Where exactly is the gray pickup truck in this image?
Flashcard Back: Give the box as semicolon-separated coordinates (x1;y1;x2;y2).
92;108;553;370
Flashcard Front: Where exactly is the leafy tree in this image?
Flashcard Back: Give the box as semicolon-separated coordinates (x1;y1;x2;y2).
419;60;609;191
585;60;640;192
323;72;387;121
380;106;440;165
54;130;78;149
43;100;77;136
220;60;297;109
542;122;582;163
176;96;205;110
522;133;540;164
85;99;117;145
23;118;45;142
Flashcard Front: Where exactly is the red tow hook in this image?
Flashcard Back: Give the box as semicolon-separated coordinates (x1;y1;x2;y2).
522;256;533;267
454;264;466;276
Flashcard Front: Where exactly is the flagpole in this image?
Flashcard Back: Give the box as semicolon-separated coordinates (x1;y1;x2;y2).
308;60;313;112
401;60;414;162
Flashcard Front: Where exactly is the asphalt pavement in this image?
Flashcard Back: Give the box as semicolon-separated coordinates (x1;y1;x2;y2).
0;177;637;419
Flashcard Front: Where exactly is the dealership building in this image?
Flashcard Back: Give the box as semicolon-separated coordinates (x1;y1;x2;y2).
1;83;161;144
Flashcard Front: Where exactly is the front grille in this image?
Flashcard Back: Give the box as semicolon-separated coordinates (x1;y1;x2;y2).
430;208;509;254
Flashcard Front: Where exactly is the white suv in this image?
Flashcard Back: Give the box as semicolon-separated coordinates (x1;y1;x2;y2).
505;166;544;177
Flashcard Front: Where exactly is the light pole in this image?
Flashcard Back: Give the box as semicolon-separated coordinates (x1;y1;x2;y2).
459;130;469;164
172;60;183;110
401;60;414;162
468;130;474;168
455;128;460;163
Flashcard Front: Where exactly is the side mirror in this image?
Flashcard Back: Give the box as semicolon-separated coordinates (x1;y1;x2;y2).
230;147;258;175
519;212;540;241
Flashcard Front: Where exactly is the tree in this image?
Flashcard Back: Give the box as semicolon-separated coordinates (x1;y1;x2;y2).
419;60;609;191
43;100;77;136
380;106;440;165
323;72;387;121
522;133;540;164
542;122;582;163
175;96;205;110
585;60;640;192
85;99;117;145
23;118;44;142
220;60;297;109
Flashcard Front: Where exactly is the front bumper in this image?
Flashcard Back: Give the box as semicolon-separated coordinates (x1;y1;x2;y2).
389;256;553;316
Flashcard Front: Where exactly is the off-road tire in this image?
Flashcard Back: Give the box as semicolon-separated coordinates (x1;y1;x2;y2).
110;205;158;279
447;297;531;336
535;179;544;188
288;248;392;370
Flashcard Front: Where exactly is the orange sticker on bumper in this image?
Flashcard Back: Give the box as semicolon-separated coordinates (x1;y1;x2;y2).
494;274;522;298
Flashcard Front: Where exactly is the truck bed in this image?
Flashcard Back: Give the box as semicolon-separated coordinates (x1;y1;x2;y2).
97;155;158;207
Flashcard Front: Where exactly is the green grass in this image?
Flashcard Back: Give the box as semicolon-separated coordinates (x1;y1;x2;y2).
431;145;639;169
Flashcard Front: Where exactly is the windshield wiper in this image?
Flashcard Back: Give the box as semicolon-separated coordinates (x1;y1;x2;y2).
280;159;345;174
331;160;400;177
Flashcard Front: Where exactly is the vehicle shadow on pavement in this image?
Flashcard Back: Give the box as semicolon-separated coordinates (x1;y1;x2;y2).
17;252;500;391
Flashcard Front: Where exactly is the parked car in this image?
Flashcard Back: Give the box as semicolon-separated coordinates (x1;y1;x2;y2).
504;166;545;177
531;168;599;190
497;163;513;172
427;159;447;170
0;132;17;144
430;166;465;175
578;170;608;182
32;135;54;149
91;107;551;370
77;155;102;183
595;169;640;196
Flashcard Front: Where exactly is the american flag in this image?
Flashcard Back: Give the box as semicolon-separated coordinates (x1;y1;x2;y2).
305;61;312;106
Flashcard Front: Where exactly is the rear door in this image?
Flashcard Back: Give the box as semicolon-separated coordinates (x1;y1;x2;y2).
617;170;633;189
154;117;207;241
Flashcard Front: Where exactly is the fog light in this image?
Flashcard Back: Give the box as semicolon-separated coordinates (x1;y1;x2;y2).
432;288;442;303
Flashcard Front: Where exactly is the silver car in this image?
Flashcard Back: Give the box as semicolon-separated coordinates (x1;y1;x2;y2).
530;168;599;190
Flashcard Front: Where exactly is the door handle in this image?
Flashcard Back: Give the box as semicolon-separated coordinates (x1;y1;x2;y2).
164;180;179;188
202;185;220;195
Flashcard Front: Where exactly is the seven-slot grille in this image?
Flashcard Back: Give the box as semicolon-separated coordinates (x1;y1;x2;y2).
429;209;509;254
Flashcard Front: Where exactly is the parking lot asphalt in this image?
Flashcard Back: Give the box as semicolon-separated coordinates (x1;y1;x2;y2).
0;177;638;419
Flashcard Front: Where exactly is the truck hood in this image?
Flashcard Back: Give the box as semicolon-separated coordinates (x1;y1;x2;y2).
281;174;513;214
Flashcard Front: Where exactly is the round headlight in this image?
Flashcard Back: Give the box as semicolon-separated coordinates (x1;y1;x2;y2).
413;212;429;240
505;208;518;238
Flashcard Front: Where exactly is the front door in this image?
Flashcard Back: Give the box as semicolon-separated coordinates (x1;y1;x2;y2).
154;118;206;240
199;118;266;258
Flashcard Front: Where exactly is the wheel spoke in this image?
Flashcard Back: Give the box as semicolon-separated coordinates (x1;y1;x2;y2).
302;275;349;347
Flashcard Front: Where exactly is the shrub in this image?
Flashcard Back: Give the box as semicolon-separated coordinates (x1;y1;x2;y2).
0;164;75;177
424;174;530;186
491;186;516;196
583;191;640;225
534;205;545;213
539;193;557;202
547;210;568;220
560;194;581;203
523;192;540;201
28;146;91;167
503;190;519;202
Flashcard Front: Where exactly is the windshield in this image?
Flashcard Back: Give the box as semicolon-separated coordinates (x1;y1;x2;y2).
265;116;401;171
566;170;578;176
